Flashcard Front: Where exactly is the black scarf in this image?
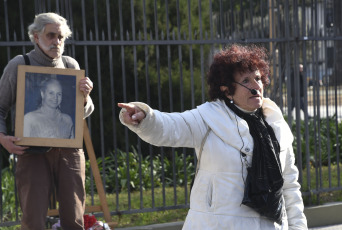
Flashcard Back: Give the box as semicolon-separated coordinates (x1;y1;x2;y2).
225;99;284;224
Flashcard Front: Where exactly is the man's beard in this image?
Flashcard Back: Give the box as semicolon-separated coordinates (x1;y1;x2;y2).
38;38;64;58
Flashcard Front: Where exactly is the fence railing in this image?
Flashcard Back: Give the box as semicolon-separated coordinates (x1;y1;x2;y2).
0;0;341;228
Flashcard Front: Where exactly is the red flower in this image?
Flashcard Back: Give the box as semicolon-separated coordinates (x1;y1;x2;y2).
84;214;97;230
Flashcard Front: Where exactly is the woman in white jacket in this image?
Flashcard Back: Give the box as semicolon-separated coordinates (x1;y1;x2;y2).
118;44;308;230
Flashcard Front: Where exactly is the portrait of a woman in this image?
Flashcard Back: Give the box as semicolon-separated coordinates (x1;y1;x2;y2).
23;78;74;139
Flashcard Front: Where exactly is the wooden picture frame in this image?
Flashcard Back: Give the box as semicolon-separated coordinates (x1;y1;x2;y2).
15;65;85;148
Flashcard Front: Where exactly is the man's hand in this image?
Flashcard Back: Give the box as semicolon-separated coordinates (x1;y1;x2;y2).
79;77;93;104
0;133;28;155
118;103;146;125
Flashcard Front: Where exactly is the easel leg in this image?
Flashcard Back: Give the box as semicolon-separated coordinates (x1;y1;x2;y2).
83;120;115;228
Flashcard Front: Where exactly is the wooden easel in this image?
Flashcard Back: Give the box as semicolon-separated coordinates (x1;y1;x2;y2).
47;120;116;229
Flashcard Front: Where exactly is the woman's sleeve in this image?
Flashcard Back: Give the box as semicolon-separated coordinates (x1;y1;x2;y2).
282;146;308;230
119;102;206;149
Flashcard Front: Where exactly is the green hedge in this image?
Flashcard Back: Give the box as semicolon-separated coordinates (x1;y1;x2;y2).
290;115;342;167
86;147;195;193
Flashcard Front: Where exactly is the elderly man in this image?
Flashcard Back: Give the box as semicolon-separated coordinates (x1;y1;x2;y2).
290;64;305;112
0;12;94;230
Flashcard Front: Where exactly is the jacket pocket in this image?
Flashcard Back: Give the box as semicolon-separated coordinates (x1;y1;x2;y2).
207;179;213;208
190;171;215;212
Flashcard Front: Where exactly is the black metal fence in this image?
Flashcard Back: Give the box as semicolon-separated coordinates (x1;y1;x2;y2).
0;0;341;228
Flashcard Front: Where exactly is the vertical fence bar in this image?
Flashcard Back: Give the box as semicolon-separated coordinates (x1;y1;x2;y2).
105;0;119;212
301;0;312;205
293;0;304;184
209;0;214;60
274;0;283;108
18;0;27;54
164;0;178;206
270;0;277;100
198;1;205;104
55;0;59;14
260;0;265;38
187;0;194;109
92;0;106;192
141;0;155;209
129;0;144;210
66;0;75;57
80;0;96;205
312;0;322;203
118;0;132;210
323;0;332;189
175;0;189;205
152;0;166;207
4;0;11;61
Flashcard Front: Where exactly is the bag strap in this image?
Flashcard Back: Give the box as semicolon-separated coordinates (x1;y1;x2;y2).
62;56;69;68
195;127;211;177
23;54;69;68
23;54;30;65
21;54;52;153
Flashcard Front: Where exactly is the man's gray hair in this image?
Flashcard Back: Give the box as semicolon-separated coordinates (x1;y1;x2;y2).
28;12;72;43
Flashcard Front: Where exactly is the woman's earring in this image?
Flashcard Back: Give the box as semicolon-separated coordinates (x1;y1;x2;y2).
228;97;233;104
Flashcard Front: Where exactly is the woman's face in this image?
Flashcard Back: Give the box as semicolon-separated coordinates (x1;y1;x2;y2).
229;70;264;111
41;81;62;109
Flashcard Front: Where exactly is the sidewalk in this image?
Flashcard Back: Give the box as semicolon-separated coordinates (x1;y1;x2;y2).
310;224;342;230
115;222;342;230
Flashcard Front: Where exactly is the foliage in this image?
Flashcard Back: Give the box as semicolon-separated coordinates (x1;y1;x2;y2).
0;155;21;229
163;150;195;187
86;147;195;193
86;147;162;193
106;147;163;192
1;167;17;222
301;163;342;206
68;0;214;155
289;115;342;167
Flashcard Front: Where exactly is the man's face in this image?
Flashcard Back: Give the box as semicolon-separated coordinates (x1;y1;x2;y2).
34;23;65;59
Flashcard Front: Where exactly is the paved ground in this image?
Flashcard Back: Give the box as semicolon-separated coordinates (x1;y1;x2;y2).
115;222;342;230
283;105;342;121
310;224;342;230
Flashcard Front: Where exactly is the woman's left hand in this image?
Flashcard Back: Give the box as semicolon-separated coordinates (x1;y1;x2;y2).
79;77;93;103
118;103;146;125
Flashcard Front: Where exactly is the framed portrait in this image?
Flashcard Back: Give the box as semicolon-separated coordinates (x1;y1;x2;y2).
15;65;85;148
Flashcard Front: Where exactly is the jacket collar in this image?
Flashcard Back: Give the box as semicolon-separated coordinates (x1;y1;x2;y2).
197;98;293;150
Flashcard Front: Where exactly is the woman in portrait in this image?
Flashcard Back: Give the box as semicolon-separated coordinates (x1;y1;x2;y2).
23;78;74;139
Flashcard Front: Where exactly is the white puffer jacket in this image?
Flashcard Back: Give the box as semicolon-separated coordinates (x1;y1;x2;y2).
119;98;308;230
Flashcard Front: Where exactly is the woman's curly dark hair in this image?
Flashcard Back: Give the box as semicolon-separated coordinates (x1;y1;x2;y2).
207;43;270;101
